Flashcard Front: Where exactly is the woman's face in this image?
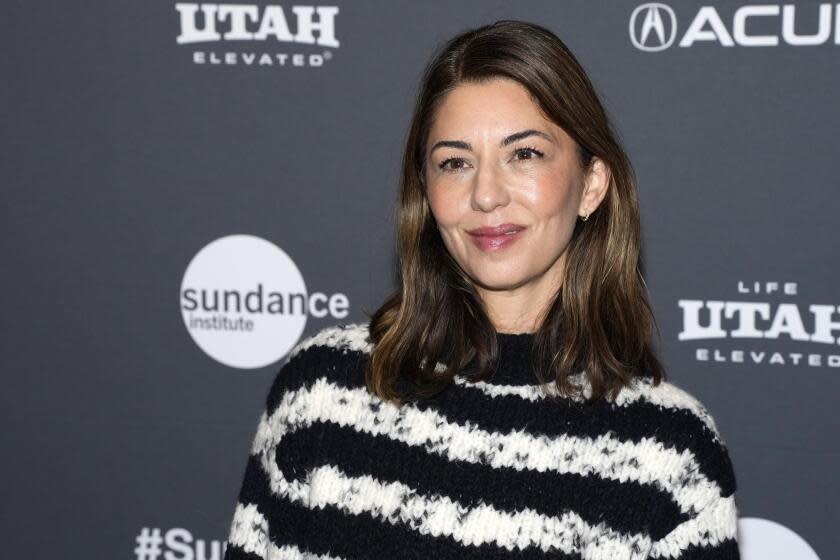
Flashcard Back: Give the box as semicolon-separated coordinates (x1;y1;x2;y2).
423;77;606;301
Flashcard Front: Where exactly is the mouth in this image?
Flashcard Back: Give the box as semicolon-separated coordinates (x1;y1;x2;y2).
467;224;526;237
466;225;526;251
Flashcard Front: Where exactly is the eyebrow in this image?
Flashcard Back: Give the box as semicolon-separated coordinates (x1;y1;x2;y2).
428;129;553;156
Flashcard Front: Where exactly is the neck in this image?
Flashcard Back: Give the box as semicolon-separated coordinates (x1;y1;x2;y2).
476;255;566;334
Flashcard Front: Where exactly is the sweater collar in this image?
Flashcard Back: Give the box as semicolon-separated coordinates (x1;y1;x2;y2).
486;330;541;386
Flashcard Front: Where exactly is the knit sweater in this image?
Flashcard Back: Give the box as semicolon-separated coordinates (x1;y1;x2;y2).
223;322;740;560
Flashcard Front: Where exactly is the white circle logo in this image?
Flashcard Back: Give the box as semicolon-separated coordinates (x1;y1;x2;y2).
629;3;677;51
181;234;308;369
740;517;821;560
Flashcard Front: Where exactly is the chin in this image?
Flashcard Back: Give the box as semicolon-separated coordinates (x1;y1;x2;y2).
468;267;531;291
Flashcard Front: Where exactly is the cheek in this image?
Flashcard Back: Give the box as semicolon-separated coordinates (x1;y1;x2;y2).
526;171;580;221
426;188;462;226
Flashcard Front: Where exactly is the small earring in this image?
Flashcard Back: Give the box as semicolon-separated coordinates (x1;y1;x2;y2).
580;211;589;222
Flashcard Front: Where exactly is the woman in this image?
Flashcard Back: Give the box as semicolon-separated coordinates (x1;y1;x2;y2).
224;20;740;560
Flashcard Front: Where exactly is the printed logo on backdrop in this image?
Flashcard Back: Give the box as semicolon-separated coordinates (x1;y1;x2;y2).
739;518;821;560
135;527;226;560
174;3;339;67
629;3;677;51
180;234;349;369
630;3;840;50
678;281;839;369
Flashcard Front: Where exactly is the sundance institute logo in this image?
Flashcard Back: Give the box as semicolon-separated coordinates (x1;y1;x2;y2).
180;234;348;369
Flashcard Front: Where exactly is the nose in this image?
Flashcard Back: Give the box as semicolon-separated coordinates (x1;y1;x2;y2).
470;161;510;213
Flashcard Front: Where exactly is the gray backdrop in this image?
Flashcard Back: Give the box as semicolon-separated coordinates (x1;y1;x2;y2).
3;1;837;558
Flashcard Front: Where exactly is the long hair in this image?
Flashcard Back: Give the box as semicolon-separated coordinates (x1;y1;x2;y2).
364;19;666;405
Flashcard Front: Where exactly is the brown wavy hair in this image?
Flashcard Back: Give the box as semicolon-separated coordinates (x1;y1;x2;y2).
363;19;666;405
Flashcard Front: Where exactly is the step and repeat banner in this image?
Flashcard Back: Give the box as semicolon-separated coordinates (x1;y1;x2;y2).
3;1;837;558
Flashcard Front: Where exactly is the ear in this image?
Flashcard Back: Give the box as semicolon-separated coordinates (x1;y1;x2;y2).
579;157;610;218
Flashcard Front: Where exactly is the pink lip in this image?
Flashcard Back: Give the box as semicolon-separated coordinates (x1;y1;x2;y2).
467;223;526;251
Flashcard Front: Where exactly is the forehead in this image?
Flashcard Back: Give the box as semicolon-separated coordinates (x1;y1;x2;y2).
428;77;561;141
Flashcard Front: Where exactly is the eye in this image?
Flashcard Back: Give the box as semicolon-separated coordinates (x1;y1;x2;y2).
514;146;544;161
438;157;469;173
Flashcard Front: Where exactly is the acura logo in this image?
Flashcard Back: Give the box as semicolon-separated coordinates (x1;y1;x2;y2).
629;3;677;51
629;2;840;51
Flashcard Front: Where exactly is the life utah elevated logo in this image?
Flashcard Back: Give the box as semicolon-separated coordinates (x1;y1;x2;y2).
175;3;340;68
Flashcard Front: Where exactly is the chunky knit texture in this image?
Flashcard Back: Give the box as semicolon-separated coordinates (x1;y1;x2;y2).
223;322;739;559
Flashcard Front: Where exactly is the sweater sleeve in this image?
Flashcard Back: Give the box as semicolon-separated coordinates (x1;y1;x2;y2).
222;356;303;560
222;413;275;559
646;438;741;559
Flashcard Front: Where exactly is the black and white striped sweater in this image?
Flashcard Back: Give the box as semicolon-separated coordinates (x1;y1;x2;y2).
223;322;740;560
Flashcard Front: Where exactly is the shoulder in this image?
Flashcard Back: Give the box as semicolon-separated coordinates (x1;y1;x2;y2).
618;375;725;443
619;375;737;498
263;322;372;413
287;321;373;360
